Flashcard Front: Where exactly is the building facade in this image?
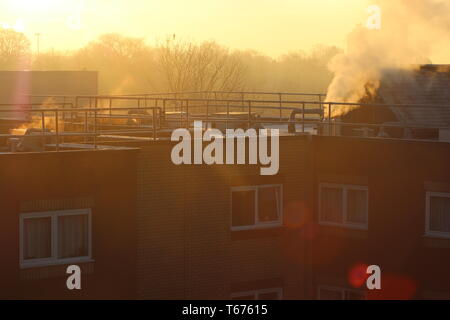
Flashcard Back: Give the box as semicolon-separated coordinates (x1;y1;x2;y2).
1;126;450;300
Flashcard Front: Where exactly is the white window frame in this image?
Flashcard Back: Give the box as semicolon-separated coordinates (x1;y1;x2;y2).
318;183;369;230
317;285;366;300
230;287;283;300
425;192;450;239
20;208;93;269
230;184;283;231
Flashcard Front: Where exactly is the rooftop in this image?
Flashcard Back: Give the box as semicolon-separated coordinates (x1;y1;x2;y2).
0;81;449;153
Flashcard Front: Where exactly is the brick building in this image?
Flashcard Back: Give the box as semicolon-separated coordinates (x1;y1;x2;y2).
0;75;449;299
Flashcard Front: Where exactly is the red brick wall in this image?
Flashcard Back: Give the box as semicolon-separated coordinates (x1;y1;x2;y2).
0;149;138;299
312;136;450;299
134;136;313;299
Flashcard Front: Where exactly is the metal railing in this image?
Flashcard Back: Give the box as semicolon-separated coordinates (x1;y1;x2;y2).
0;105;163;151
1;93;449;152
27;91;325;113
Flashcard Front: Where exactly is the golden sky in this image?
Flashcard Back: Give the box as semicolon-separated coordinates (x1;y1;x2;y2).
0;0;447;63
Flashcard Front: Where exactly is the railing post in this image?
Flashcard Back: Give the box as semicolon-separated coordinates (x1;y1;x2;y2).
41;111;46;150
153;108;157;141
279;93;282;121
162;99;166;128
68;102;73;124
328;103;332;136
154;99;159;128
302;102;305;133
206;100;209;124
178;99;182;128
55;110;59;151
186;100;189;129
62;96;66;123
73;97;78;124
248;100;252;129
226;101;230;130
84;111;88;143
41;111;45;134
94;98;98;149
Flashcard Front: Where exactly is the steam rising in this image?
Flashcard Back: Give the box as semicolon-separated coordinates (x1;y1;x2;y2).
325;0;450;117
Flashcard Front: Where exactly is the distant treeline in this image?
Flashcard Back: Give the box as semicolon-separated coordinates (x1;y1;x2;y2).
0;29;340;95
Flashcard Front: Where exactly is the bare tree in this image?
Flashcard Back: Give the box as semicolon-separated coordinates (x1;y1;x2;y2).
0;29;31;70
33;49;72;71
25;32;340;98
157;38;245;96
76;33;149;61
72;33;156;94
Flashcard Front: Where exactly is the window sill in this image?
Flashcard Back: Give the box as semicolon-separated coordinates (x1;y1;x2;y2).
231;222;282;232
319;221;368;230
231;226;286;241
20;257;95;270
318;224;368;239
20;260;95;280
423;234;450;248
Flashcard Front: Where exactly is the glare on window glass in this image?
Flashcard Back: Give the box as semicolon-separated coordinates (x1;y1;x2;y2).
258;186;280;222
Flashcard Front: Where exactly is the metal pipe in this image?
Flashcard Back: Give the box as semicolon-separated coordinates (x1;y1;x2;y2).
16;95;450;110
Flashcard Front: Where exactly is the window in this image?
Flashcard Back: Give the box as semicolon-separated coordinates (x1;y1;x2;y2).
318;286;366;300
231;288;282;300
20;209;92;268
231;185;282;230
319;183;368;229
426;192;450;238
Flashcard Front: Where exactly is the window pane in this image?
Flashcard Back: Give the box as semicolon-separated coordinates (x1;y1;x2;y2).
23;217;52;260
258;291;280;300
232;190;256;227
347;189;368;224
345;290;366;300
430;196;450;233
258;186;281;223
58;214;89;259
319;288;343;300
320;187;343;223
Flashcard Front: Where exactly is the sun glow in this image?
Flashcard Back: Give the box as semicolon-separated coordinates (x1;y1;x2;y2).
10;0;74;12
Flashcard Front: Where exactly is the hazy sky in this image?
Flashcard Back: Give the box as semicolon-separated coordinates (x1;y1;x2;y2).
0;0;446;63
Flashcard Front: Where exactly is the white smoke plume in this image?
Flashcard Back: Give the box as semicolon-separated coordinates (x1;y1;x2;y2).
326;0;450;117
